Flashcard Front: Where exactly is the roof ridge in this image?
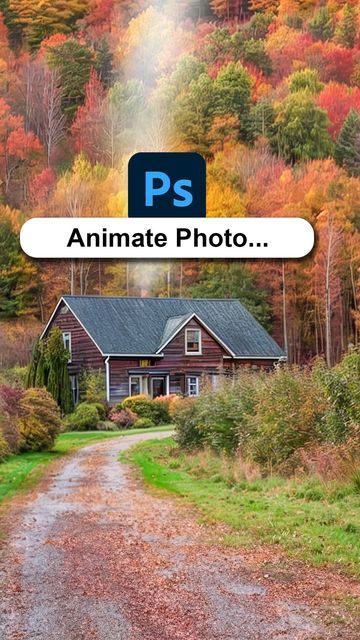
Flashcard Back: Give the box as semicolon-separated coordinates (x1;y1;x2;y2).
63;295;242;302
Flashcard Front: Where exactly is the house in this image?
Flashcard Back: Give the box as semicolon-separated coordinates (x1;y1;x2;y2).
41;296;285;405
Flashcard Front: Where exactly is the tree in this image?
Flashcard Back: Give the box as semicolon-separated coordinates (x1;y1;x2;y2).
215;62;252;139
336;3;357;49
249;0;279;12
308;7;334;42
317;83;360;139
71;68;106;163
270;91;333;163
240;38;272;76
27;328;73;413
46;39;94;119
335;108;360;177
0;208;39;317
288;68;323;94
210;0;248;20
9;0;89;50
187;261;271;329
174;73;217;155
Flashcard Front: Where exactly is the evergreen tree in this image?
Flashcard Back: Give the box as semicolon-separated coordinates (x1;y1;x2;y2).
336;3;357;49
95;38;113;88
27;328;72;414
187;262;271;330
288;68;323;94
47;39;94;119
174;73;218;156
335;108;360;177
0;215;39;318
308;6;334;42
270;90;333;163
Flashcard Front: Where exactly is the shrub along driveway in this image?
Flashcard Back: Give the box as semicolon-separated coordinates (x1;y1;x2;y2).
0;432;359;640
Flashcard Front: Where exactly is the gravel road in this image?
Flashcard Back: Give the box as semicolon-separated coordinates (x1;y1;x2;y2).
0;431;359;640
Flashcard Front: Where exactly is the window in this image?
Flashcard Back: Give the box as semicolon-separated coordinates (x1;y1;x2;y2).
187;376;199;397
185;329;201;355
129;375;148;396
130;376;141;396
70;375;79;405
140;359;151;368
62;332;72;361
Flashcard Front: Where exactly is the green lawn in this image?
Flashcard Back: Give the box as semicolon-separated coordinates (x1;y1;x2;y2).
0;426;173;504
127;438;360;577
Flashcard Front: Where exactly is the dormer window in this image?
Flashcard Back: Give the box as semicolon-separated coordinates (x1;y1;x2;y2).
62;332;72;361
185;328;201;355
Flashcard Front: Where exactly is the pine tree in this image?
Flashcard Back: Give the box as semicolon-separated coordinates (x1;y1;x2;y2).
308;6;334;41
335;108;360;177
28;329;72;414
336;3;357;49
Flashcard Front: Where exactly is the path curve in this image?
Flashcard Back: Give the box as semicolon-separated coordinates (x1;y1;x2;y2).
0;432;358;640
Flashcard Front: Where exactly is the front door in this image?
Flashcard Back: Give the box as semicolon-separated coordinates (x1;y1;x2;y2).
151;377;165;399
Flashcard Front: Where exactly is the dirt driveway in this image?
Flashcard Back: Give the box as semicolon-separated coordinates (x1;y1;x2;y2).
1;431;359;640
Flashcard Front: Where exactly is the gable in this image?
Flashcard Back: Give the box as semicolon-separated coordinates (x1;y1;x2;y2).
162;317;228;360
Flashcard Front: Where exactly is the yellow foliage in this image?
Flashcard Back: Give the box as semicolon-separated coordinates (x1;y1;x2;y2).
207;179;245;218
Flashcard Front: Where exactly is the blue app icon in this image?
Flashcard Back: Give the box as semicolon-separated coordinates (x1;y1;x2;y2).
128;152;206;218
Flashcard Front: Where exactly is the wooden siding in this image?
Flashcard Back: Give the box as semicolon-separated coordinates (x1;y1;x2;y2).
160;318;225;373
50;303;105;375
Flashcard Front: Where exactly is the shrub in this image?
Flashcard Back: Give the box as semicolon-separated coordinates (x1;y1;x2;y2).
81;369;106;404
0;428;10;461
153;394;177;422
0;366;28;388
134;417;156;429
109;407;137;429
0;385;23;453
171;397;204;449
121;395;169;424
195;373;259;454
92;402;107;420
65;402;100;431
247;366;327;471
314;351;360;443
18;388;61;451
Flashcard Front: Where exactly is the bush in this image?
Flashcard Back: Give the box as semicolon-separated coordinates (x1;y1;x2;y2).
81;369;106;404
0;366;28;388
92;402;107;420
171;397;204;449
121;395;169;425
65;402;100;431
153;394;177;423
0;426;10;461
0;385;23;453
18;388;61;451
134;417;156;429
246;366;327;471
109;407;137;429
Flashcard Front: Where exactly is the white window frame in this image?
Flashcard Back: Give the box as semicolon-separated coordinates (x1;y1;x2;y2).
70;374;79;405
62;332;72;362
129;375;148;397
187;376;200;397
185;328;202;355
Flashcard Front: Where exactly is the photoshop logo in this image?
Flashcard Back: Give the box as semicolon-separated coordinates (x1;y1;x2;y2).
128;152;206;218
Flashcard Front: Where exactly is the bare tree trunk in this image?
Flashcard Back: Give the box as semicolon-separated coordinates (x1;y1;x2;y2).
282;260;288;359
325;217;333;367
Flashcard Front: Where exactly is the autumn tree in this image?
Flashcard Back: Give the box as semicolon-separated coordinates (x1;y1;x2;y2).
335;108;360;177
317;83;360;139
335;3;357;49
270;91;333;163
9;0;89;50
211;0;249;20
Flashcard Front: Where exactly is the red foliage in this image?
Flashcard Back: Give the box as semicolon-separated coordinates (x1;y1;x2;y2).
306;42;356;84
0;386;24;417
317;82;360;139
7;129;43;160
29;168;56;204
71;68;106;162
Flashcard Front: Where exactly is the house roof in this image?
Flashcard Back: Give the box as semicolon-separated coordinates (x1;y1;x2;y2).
53;295;284;359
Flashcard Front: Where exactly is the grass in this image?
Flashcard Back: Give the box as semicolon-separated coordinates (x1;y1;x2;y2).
0;425;173;504
126;438;360;577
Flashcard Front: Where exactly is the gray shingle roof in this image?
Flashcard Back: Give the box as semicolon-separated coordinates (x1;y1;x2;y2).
62;295;284;358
